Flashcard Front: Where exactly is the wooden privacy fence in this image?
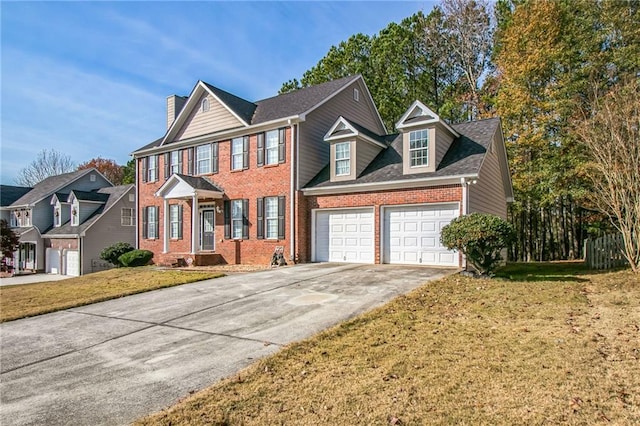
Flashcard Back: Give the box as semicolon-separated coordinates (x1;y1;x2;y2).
584;233;629;270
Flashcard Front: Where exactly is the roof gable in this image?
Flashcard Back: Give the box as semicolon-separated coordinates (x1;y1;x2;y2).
324;116;387;148
155;174;224;199
396;100;459;137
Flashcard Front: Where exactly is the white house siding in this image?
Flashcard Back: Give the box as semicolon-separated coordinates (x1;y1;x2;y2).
81;190;136;275
298;79;386;188
468;135;508;219
173;93;243;142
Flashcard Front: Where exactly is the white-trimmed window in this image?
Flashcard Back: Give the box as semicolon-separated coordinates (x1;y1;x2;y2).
71;205;79;226
54;207;61;227
121;208;134;226
12;209;32;227
265;197;279;239
353;88;359;102
169;205;180;239
231;137;244;170
144;206;158;239
201;97;210;112
196;144;212;175
147;155;158;181
231;200;243;239
409;129;429;167
335;142;351;176
170;150;181;174
265;130;279;165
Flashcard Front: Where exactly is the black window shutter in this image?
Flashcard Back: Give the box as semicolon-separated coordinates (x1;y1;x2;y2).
243;136;249;169
142;157;148;183
153;206;159;239
187;147;194;175
178;149;183;174
142;207;148;239
278;128;286;164
178;205;183;240
242;199;249;239
223;200;231;239
256;197;264;240
278;196;286;240
212;143;219;174
257;133;264;167
153;155;159;181
164;152;170;179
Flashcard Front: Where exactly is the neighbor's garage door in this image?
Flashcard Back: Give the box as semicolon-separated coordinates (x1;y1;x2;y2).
314;208;374;263
383;203;459;266
64;250;80;276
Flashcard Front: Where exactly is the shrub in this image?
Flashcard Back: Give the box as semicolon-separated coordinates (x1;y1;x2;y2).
440;213;515;276
100;242;134;266
118;249;154;267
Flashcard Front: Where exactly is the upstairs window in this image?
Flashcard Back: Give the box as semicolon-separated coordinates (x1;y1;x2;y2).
353;88;359;102
335;142;351;176
231;137;245;171
201;97;210;112
409;129;429;167
11;209;32;227
71;205;79;226
121;208;134;226
144;155;158;182
196;144;212;175
265;130;279;165
54;207;61;227
170;150;181;175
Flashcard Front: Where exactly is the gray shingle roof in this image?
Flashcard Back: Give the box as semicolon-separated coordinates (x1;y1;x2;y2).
70;190;110;203
305;117;500;189
175;174;224;192
202;82;257;125
10;169;94;207
1;185;32;207
44;185;134;237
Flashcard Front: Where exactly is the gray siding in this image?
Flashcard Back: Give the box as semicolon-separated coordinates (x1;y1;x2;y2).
82;189;136;275
298;79;386;188
435;125;455;167
356;140;382;177
31;199;53;232
78;202;102;224
174;93;243;141
469;134;507;218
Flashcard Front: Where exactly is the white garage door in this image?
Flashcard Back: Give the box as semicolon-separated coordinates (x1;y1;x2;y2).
383;203;459;266
46;248;61;274
314;208;374;263
65;250;80;276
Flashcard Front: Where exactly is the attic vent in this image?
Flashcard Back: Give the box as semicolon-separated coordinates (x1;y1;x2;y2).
353;88;359;102
201;98;210;112
90;174;96;182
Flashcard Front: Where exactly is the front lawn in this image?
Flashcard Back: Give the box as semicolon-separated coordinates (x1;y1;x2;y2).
0;268;223;322
136;262;639;425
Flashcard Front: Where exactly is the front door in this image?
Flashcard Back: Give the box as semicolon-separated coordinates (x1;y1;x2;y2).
201;210;215;251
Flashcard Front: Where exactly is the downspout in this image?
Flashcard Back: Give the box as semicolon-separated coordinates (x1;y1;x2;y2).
135;157;139;249
78;236;83;276
289;121;296;263
460;177;468;270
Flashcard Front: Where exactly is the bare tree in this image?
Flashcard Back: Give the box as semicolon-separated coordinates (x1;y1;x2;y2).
574;79;640;273
14;149;76;186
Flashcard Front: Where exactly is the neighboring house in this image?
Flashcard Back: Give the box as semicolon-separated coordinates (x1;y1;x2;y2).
4;168;136;275
133;75;513;267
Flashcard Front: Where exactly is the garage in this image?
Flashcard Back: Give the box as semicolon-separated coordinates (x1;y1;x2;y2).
64;250;80;276
314;208;374;263
383;203;459;266
46;248;61;274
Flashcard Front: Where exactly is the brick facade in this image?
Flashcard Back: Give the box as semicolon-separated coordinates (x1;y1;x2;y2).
301;185;463;264
139;128;293;266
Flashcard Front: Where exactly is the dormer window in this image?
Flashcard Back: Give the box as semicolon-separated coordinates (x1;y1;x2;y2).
54;208;61;227
409;129;429;167
71;206;79;226
335;142;351;176
201;98;210;112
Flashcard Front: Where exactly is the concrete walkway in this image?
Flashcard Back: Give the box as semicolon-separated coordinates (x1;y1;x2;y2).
0;273;71;286
0;263;453;426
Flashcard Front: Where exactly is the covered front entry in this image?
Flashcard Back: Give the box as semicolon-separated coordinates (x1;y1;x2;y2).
314;208;374;263
383;203;460;266
17;243;36;272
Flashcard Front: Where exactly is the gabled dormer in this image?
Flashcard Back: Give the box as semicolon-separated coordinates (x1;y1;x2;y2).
50;192;71;227
324;117;387;182
396;101;459;175
67;190;109;226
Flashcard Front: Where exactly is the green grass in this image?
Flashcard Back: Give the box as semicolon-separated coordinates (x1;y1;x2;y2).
0;267;223;322
136;262;639;425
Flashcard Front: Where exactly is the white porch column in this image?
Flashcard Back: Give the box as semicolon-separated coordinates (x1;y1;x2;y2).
163;198;169;253
191;194;199;254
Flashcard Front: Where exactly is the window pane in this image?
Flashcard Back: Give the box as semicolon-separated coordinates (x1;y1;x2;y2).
336;159;350;175
170;151;180;173
409;130;428;167
335;142;350;159
231;200;243;219
148;207;156;239
197;145;211;174
266;130;279;165
232;220;242;239
231;138;244;170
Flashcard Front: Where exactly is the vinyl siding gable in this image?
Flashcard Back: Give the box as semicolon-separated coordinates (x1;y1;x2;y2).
468;133;508;218
173;93;244;142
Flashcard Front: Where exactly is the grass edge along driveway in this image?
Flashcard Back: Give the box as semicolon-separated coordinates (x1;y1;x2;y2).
0;267;224;322
135;262;639;425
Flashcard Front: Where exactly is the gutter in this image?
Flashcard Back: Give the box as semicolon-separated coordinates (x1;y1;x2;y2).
302;173;478;196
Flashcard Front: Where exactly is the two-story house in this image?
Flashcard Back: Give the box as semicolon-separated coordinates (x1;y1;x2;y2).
5;168;136;275
133;75;513;268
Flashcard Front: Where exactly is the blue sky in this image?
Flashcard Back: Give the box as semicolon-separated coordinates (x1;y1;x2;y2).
1;1;433;184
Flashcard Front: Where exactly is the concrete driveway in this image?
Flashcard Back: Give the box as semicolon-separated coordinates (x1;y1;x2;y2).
0;263;453;426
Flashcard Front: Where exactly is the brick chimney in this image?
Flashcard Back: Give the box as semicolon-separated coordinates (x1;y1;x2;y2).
166;95;188;129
